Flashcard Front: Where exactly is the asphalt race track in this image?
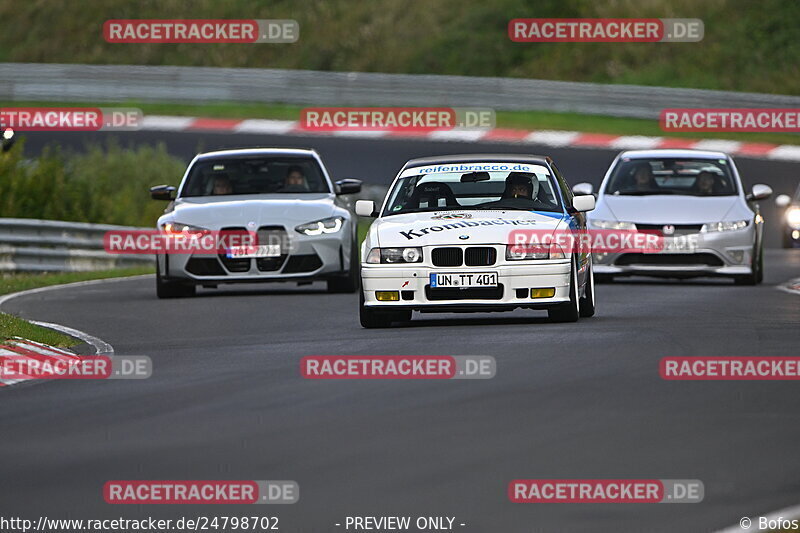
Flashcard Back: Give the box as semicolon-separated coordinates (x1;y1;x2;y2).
18;130;800;248
2;133;800;532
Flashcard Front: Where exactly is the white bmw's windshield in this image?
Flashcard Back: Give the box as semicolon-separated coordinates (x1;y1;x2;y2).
382;163;563;216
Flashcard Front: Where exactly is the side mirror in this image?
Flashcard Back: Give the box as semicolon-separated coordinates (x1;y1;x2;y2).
775;194;792;208
150;185;176;201
335;178;362;195
572;182;594;196
746;184;773;202
355;200;377;217
571;195;596;213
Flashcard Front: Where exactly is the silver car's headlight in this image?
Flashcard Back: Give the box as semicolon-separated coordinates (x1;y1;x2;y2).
366;247;422;264
701;220;749;233
589;219;636;230
786;207;800;229
161;222;209;235
295;216;344;235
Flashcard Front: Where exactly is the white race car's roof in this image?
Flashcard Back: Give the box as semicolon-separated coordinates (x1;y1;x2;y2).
619;149;729;159
195;148;319;159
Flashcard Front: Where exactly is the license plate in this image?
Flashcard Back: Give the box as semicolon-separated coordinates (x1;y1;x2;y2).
660;235;698;253
430;272;498;288
226;244;281;258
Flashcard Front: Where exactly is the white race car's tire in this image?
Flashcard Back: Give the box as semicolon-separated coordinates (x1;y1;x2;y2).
579;256;596;318
548;257;580;323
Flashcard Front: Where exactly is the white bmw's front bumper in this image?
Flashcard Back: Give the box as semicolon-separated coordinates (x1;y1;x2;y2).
361;261;572;311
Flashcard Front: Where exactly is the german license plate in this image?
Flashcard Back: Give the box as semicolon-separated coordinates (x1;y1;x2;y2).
430;272;498;288
226;244;281;258
660;235;699;253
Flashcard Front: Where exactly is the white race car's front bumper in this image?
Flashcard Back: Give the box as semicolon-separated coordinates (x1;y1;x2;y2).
361;261;571;311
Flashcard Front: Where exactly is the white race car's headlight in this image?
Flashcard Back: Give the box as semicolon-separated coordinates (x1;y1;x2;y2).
786;207;800;229
589;219;636;230
506;245;566;260
366;247;423;264
295;216;344;235
701;220;749;233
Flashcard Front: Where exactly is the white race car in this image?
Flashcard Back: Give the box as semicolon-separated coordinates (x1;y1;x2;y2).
150;148;362;298
355;154;597;328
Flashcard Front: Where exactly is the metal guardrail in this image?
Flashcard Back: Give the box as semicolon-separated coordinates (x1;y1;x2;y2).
2;63;799;119
0;218;153;272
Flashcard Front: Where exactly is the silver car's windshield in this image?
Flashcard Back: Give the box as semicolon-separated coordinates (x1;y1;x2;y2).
605;157;737;196
181;157;330;197
382;166;563;216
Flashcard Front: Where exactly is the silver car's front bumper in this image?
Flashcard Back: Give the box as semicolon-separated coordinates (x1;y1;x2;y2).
159;232;353;283
593;227;755;277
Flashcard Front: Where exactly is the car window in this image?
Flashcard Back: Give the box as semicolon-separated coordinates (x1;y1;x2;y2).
180;157;330;197
605;157;737;196
382;164;562;216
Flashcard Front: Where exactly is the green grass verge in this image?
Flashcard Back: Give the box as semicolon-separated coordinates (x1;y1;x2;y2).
0;0;797;95
6;100;800;146
0;266;154;348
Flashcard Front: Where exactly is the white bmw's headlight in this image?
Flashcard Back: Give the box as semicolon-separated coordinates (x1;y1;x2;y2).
701;220;749;233
589;219;636;230
786;207;800;229
506;245;566;260
366;247;423;264
295;216;344;235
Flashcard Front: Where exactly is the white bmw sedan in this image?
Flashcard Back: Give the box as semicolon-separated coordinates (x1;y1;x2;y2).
574;149;772;284
355;154;597;328
150;148;362;298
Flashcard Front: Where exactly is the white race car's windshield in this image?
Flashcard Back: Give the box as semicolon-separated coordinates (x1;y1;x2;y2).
605;157;737;196
382;165;562;216
181;157;330;197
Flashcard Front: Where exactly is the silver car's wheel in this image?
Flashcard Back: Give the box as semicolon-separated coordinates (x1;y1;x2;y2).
156;260;196;299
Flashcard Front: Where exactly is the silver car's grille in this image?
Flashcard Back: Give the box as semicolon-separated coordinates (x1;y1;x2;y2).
635;223;703;235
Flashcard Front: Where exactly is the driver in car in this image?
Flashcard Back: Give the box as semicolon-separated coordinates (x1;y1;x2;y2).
212;174;233;195
282;165;310;192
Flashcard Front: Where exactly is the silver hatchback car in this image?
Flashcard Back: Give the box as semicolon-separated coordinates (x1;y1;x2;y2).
574;149;772;285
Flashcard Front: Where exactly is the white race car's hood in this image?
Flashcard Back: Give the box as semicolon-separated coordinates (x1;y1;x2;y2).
374;210;566;247
167;194;336;229
600;195;739;225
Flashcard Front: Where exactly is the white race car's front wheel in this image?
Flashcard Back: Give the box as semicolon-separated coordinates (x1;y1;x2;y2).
579;256;596;318
548;257;580;323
